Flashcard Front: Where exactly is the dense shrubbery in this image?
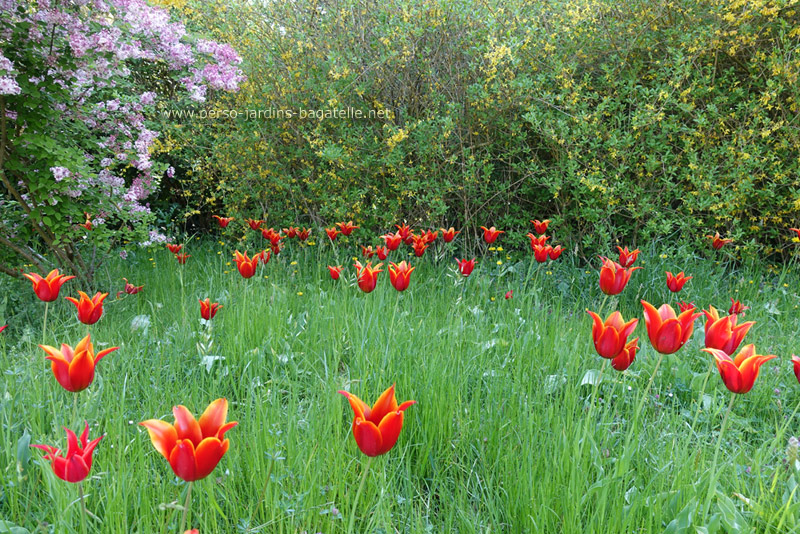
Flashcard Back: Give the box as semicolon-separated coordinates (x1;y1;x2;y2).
155;0;800;258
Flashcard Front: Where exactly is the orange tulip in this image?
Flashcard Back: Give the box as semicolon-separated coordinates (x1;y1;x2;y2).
39;334;119;392
389;261;415;291
354;261;383;293
411;236;427;257
199;299;222;320
65;291;108;325
328;265;342;280
382;232;402;251
666;271;692;293
702;305;754;355
586;310;638;359
421;230;438;244
440;227;459;243
641;301;701;355
395;223;414;244
339;385;415;457
233;251;259;278
31;422;102;483
616;246;641;268
23;269;76;302
480;226;504;244
336;221;359;236
611;338;639;371
706;232;732;250
530;219;550;235
598;257;640;295
702;345;776;394
140;398;237;482
325;227;340;241
212;215;233;228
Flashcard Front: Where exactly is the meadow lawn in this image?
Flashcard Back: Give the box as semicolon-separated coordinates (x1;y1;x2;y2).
2;238;800;533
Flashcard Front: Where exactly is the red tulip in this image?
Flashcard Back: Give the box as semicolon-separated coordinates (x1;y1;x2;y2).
212;215;233;228
728;298;749;316
354;261;383;293
706;232;732;250
611;338;639;371
283;226;298;238
339;385;415;457
247;218;264;231
174;253;190;265
376;246;388;260
325;227;340;241
199;299;222;320
39;334;119;392
388;261;415;291
23;269;76;302
261;228;283;247
791;228;800;238
382;233;403;251
336;221;359;236
440;227;459;243
122;278;143;295
422;230;438;244
531;219;550;235
666;271;692;293
259;249;271;265
702;305;754;355
792;355;800;384
395;223;413;244
678;301;695;313
641;300;701;355
328;265;342;280
526;233;550;250
233;251;259;278
481;226;504;244
65;291;108;325
167;244;183;254
140;398;237;482
0;325;6;334
586;310;638;359
532;244;551;263
702;345;776;394
412;236;428;257
457;258;476;277
80;213;92;231
598;257;640;295
549;245;564;260
616;246;641;268
297;228;311;241
505;290;513;300
31;423;102;483
361;245;377;259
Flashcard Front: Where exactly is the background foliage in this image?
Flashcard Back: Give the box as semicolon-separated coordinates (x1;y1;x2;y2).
154;0;800;258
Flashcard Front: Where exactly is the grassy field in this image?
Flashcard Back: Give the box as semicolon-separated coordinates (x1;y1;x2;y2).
1;238;800;533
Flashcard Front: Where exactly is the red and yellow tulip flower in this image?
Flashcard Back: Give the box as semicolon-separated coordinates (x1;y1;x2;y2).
167;244;183;254
422;230;438;244
706;232;732;250
586;310;638;359
23;269;76;302
174;253;190;265
233;250;259;278
282;226;298;238
361;245;377;259
532;244;551;263
728;298;749;316
611;338;639;371
389;261;415;292
457;258;476;277
702;305;754;355
549;245;564;260
382;232;402;251
297;228;311;241
395;223;414;244
531;219;550;235
412;236;428;257
526;233;550;250
325;227;340;241
339;385;415;457
480;226;504;244
440;227;459;243
616;246;641;268
39;334;119;392
31;423;102;483
140;398;237;482
665;271;692;293
65;291;108;325
79;213;92;231
212;215;233;228
355;261;383;293
702;345;776;394
376;246;388;260
598;257;640;295
641;301;701;354
336;221;359;236
199;299;222;320
328;265;343;280
246;218;264;231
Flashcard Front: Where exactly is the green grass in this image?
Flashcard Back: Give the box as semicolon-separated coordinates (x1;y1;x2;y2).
2;237;800;533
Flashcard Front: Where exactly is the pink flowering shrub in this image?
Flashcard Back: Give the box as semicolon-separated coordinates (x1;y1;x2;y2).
0;0;243;282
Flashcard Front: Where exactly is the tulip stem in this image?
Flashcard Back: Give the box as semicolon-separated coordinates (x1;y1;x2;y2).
42;301;49;345
347;456;373;534
72;394;78;427
78;482;88;534
179;481;193;534
703;393;736;521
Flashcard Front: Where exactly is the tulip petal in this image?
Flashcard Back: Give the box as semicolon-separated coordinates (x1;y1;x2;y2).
94;346;119;363
198;398;228;438
595;327;621;359
45;353;73;391
369;385;399;425
63;454;90;483
654;318;683;354
173;406;203;444
140;419;177;459
67;349;95;392
376;410;405;456
194;437;226;480
352;419;383;457
216;421;238;441
641;300;662;334
339;390;369;420
169;439;198;481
